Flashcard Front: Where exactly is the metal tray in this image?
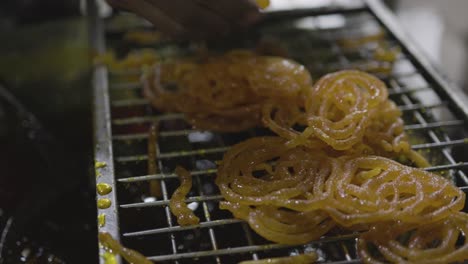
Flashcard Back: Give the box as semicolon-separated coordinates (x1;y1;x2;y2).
89;0;468;263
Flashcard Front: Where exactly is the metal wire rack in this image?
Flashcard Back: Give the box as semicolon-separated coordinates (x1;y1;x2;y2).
90;0;468;263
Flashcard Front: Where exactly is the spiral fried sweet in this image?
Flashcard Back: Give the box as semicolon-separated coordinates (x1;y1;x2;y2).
359;100;430;167
143;50;311;132
263;70;427;166
216;136;464;247
221;202;334;245
358;212;468;264
325;156;465;227
216;136;338;211
299;70;388;150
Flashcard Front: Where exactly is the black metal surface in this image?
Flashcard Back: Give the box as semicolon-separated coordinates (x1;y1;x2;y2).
0;82;96;264
91;1;468;263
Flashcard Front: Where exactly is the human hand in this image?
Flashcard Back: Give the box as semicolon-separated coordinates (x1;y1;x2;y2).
105;0;264;39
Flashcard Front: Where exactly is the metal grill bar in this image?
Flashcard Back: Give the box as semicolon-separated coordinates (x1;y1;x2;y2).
116;146;229;162
390;79;468;178
110;102;448;126
120;194;223;208
123;219;242;237
114;137;465;163
112;113;184;125
107;71;422;91
193;174;221;264
412;139;468;150
112;98;148;107
118;169;217;183
117;162;468;184
116;163;468;214
111;82;431;107
404;120;465;130
147;234;359;262
88;0;121;263
111;120;465;141
154;121;180;261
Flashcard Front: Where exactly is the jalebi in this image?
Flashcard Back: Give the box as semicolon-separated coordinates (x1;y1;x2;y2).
358;212;468;264
278;70;388;150
216;135;465;248
325;156;465;227
216;137;337;211
142;50;311;132
221;202;334;245
99;232;152;264
263;70;428;166
169;166;200;226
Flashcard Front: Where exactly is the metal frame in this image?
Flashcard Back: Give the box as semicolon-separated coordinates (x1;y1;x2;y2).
90;0;468;263
88;0;122;262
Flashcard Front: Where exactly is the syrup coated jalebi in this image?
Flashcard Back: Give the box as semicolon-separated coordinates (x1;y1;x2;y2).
263;70;425;164
325;156;465;227
134;47;464;262
99;232;152;264
220;202;334;245
143;50;311;132
216;137;337;211
265;70;387;150
216;136;465;247
169;166;200;226
358;212;468;264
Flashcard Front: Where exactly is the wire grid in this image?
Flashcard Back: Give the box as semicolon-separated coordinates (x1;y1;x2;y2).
100;6;468;264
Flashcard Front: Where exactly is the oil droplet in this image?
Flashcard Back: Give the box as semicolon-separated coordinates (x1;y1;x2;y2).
102;251;117;264
98;198;112;209
96;161;107;169
255;0;270;9
97;183;113;195
98;214;106;227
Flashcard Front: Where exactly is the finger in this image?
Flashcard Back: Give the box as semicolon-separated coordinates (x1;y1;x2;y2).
147;0;231;38
194;0;261;26
107;0;186;37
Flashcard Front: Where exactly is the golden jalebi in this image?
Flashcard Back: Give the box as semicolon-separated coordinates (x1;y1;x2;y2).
221;202;334;245
263;70;428;166
169;166;200;226
142;50;311;132
265;70;387;150
133;47;464;262
358;212;468;264
99;232;152;264
216;137;336;211
216;136;465;248
325;156;465;227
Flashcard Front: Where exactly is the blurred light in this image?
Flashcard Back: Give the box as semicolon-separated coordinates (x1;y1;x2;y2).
266;0;363;11
143;196;157;203
188;131;214;143
187;202;199;211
